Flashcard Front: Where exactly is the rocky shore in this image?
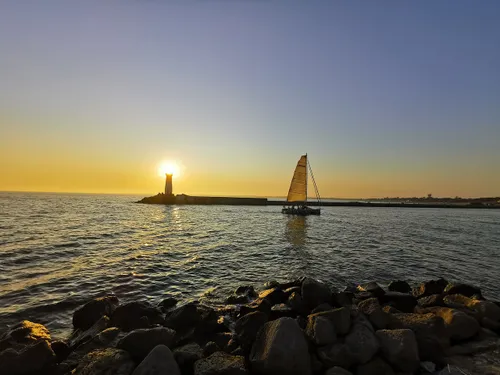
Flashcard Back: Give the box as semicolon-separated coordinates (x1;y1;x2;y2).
1;277;500;375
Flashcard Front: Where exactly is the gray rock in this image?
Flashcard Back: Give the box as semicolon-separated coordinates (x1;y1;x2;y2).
388;280;411;294
73;295;119;331
0;340;56;375
428;307;480;340
194;351;248;375
302;278;332;310
345;320;380;364
356;356;395;375
376;329;419;373
234;311;267;351
133;344;180;375
317;343;354;369
250;317;311;375
306;315;337;346
117;327;176;360
325;366;353;375
173;343;203;375
308;307;351;335
72;348;135;375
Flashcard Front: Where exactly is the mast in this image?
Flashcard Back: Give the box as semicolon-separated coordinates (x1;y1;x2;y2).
305;153;308;204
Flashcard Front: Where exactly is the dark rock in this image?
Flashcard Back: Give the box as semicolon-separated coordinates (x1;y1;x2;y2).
317;343;354;369
194;351;248;375
345;319;379;364
269;303;296;320
258;288;287;305
0;320;51;352
234;312;268;352
312;303;334;314
325;366;353;375
382;305;401;314
306;315;337;346
444;295;500;322
51;340;70;363
205;332;231;351
158;297;178;311
413;278;448;298
225;338;239;353
0;340;56;375
250;317;311;375
111;301;164;331
379;291;417;313
235;285;257;299
72;295;119;331
283;286;301;297
194;305;219;336
173;342;203;375
302;278;332;310
133;344;180;375
482;317;500;332
68;315;110;349
358;298;392;330
71;348;135;375
296;315;307;329
279;278;305;290
226;295;250;305
240;299;272;317
427;307;480;340
388;280;411;294
355;356;395;375
418;294;445;308
230;347;244;356
263;280;279;289
357;282;385;298
308;307;351;335
333;292;354;307
203;342;219;357
117;327;176;360
444;283;482;298
376;329;419;373
287;292;306;315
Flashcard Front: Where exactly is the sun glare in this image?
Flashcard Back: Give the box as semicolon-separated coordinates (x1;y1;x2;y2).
158;161;180;177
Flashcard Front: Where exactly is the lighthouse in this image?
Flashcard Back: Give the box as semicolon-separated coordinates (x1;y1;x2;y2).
165;173;173;196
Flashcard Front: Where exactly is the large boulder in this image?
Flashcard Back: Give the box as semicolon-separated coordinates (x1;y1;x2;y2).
444;295;500;322
194;351;248;375
444;283;482;298
376;329;419;373
164;303;201;334
132;344;180;375
0;340;56;375
73;295;119;331
287;292;306;315
388;280;411;294
325;366;353;375
239;299;272;317
357;298;392;330
306;315;337;346
257;288;287;306
317;343;354;369
249;317;311;375
234;312;267;352
413;278;448;298
379;292;417;313
356;282;385;298
158;297;178;312
71;348;135;375
307;307;351;335
117;327;176;360
111;301;164;331
418;294;445;308
68;315;110;349
0;320;51;352
173;343;203;375
344;319;380;364
333;292;354;307
428;307;480;340
269;303;296;320
355;356;395;375
301;278;332;310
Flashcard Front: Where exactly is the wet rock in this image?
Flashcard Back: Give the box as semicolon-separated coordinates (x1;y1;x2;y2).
258;288;287;305
376;329;419;373
355;356;395;375
0;340;56;375
388;280;411;294
234;311;268;352
444;283;482;298
308;307;351;335
263;280;279;289
413;278;448;298
203;342;219;357
317;343;354;369
173;343;203;375
325;366;353;375
345;319;380;364
333;292;354;307
240;299;272;317
357;282;385;298
306;315;337;346
0;320;51;352
158;297;178;311
287;292;306;315
117;327;176;360
71;348;135;375
68;315;110;349
51;340;70;363
283;286;301;297
250;317;311;375
302;278;332;310
111;301;164;331
133;344;180;375
73;295;119;331
269;303;296;320
428;307;480;340
418;294;445;308
379;292;417;313
226;295;249;305
194;351;248;375
358;298;392;330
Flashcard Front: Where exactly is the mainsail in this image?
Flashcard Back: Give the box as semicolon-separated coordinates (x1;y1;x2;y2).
286;155;307;202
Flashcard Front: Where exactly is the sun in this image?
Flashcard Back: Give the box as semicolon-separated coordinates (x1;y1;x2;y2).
157;161;180;177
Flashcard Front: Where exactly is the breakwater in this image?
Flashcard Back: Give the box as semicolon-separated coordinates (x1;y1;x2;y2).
138;193;500;209
2;277;499;375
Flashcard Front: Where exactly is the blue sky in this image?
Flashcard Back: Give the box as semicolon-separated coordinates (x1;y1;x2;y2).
1;1;499;197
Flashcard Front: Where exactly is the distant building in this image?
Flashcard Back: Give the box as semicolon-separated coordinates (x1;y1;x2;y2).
165;174;173;195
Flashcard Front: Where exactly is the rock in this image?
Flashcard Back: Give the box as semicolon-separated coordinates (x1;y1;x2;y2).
312;303;334;314
443;294;473;309
306;315;337;346
388;280;411;294
235;285;256;296
68;315;110;349
382;305;402;314
308;307;351;335
279;278;305;290
444;295;500;322
428;307;480;340
71;348;135;375
379;292;417;313
194;351;248;375
301;278;332;310
158;297;178;311
355;356;395;375
51;340;70;363
482;317;500;332
117;327;176;360
225;338;239;353
72;295;119;331
357;282;385;298
226;295;249;305
325;366;353;375
345;319;380;364
269;303;296;320
173;343;203;375
287;292;306;315
283;286;301;297
358;298;392;330
234;312;268;352
111;301;164;331
376;329;419;373
0;320;51;351
420;361;436;372
240;299;272;317
317;343;354;369
250;317;311;375
0;340;56;375
133;344;180;375
203;342;219;357
418;294;445;308
445;334;500;356
263;280;279;289
333;292;354;307
444;283;482;298
413;278;448;298
258;288;287;305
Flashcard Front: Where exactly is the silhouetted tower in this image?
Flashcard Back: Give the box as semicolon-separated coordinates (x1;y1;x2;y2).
165;174;173;195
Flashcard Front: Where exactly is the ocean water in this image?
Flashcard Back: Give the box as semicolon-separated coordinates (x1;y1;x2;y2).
1;192;499;338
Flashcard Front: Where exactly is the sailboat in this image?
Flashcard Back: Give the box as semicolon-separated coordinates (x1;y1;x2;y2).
282;154;321;215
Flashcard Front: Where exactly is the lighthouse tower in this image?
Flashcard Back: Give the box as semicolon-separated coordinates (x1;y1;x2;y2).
165;173;173;196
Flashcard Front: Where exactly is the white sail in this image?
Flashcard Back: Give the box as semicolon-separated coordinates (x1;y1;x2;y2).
286;155;307;202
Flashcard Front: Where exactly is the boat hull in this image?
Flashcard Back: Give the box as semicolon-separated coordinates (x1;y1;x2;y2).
282;206;321;216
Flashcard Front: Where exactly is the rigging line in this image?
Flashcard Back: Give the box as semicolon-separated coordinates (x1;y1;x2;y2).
308;160;321;205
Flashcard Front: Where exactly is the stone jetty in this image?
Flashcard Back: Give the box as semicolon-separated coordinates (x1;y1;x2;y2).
1;278;500;375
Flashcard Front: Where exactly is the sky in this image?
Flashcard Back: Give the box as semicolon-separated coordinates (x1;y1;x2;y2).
1;1;499;198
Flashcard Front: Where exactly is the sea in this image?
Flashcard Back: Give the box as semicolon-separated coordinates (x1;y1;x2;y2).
1;192;499;339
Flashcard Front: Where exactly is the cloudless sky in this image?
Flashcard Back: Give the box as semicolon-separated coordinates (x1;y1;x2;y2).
1;0;499;197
